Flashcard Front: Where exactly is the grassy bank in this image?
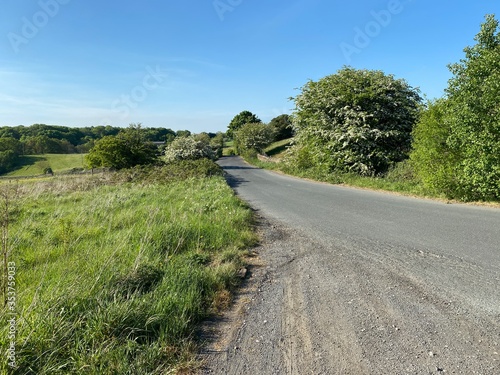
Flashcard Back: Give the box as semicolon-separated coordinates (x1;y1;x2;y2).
5;154;85;177
1;160;256;374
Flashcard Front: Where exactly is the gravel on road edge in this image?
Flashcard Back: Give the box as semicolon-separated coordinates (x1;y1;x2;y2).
198;215;500;375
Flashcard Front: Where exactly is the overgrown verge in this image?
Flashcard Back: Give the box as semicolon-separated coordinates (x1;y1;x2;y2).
246;149;499;204
0;159;257;374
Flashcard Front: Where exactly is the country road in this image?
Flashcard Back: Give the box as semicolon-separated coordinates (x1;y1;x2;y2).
201;156;500;374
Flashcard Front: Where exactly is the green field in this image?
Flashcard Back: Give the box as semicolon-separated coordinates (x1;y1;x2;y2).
0;160;256;374
5;154;86;177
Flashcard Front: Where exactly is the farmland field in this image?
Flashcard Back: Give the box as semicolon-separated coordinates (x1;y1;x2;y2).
5;154;85;177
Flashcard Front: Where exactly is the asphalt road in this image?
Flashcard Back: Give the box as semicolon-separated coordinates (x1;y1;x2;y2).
202;156;500;374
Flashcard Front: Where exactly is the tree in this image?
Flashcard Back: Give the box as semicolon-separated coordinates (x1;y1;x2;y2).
444;14;500;200
0;138;22;155
85;124;158;169
227;111;262;138
411;15;500;201
269;114;294;141
233;123;273;154
288;67;422;175
0;150;18;174
176;130;191;138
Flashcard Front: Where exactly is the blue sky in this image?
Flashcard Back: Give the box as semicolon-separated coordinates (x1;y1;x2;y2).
1;0;499;133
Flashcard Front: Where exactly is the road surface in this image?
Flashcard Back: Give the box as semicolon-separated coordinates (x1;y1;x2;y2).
201;156;500;374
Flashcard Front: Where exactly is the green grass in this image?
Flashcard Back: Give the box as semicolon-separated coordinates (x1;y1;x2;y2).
6;154;86;177
0;161;256;374
264;139;292;158
222;140;235;156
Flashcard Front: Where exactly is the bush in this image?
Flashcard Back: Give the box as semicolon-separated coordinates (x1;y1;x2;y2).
113;159;224;184
163;136;216;163
86;124;158;170
410;100;459;196
233;123;273;155
288;67;422;176
445;14;500;200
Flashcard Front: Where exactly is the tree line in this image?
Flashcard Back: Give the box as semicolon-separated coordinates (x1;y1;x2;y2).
0;124;191;174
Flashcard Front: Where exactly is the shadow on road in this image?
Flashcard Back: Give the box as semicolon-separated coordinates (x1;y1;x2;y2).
222;173;248;189
217;157;257;188
220;165;257;170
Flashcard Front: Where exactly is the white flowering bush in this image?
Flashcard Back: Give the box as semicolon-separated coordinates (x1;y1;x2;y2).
287;67;421;176
164;136;216;162
233;123;273;155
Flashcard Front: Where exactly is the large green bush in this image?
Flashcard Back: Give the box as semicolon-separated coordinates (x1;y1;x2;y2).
411;15;500;201
287;67;422;176
410;99;460;196
86;124;158;170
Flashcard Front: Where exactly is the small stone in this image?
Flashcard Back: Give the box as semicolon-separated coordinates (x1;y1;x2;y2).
238;267;248;279
429;351;435;357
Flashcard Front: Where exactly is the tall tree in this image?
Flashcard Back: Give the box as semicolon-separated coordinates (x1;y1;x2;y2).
227;111;261;138
411;14;500;201
269;114;294;141
445;14;500;200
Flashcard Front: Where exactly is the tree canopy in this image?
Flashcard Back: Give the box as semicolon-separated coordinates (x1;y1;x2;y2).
287;67;422;176
227;111;262;138
0;124;175;155
411;14;500;200
85;124;158;169
269;114;294;141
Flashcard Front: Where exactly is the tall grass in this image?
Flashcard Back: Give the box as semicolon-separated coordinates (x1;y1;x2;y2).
249;151;442;200
0;160;256;374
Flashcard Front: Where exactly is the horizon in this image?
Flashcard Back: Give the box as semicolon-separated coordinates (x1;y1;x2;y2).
1;1;500;132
